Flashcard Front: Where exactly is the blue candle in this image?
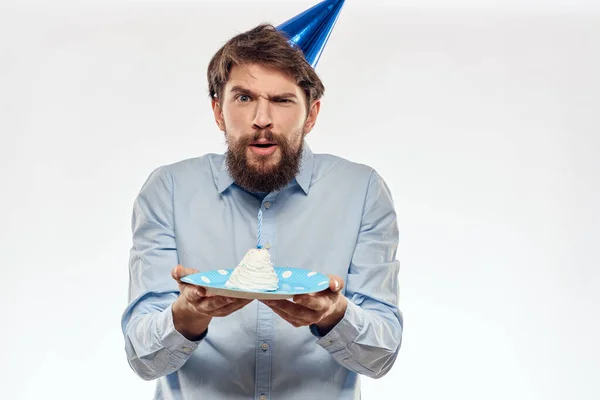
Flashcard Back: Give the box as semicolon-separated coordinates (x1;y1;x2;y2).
257;208;262;249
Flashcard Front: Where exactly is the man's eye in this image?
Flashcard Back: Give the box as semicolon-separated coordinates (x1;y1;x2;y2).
237;95;251;102
276;99;292;103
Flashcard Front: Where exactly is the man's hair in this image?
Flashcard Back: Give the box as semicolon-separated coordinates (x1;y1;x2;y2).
207;24;325;111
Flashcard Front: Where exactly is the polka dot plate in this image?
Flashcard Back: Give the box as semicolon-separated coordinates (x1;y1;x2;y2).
180;267;330;300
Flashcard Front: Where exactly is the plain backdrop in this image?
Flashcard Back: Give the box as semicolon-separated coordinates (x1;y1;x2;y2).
1;0;599;399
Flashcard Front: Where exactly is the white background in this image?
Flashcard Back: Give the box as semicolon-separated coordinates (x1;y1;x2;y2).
1;0;599;399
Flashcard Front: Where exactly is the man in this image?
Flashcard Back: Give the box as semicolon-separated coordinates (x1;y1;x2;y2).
121;22;402;400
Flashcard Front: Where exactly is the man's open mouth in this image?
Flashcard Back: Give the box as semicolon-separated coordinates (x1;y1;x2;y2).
250;142;277;148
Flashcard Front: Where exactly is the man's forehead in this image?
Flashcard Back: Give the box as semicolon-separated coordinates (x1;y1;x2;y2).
225;64;300;95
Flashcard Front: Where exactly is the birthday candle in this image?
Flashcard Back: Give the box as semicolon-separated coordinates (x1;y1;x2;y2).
257;208;262;249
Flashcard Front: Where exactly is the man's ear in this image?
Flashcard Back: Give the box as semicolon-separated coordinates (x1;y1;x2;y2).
211;98;225;131
303;99;321;135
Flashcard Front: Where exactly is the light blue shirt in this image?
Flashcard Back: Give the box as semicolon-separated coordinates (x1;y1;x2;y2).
121;143;403;400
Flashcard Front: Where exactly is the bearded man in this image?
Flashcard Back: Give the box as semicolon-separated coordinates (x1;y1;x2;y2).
121;21;402;400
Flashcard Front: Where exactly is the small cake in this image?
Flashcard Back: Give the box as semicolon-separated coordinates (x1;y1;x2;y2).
225;248;279;291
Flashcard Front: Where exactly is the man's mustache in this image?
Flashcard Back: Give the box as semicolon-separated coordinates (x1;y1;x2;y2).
235;130;285;146
230;130;288;146
253;130;275;141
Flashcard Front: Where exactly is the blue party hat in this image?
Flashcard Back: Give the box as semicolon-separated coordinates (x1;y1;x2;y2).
276;0;346;68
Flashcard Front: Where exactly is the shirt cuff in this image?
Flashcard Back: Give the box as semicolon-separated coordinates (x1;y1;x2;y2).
311;300;364;353
158;304;206;358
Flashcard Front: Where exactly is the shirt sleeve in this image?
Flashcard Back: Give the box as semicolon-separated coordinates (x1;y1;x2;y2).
310;170;403;379
120;166;206;381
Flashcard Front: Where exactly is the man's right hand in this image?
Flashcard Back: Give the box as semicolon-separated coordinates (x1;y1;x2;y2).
171;264;253;341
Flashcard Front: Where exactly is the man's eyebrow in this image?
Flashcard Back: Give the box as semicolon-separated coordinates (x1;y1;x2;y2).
271;92;298;99
230;85;255;96
230;85;297;99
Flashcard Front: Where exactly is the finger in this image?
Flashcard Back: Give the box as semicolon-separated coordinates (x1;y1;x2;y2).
292;294;328;312
199;295;252;313
326;274;345;293
262;299;297;313
199;296;236;312
171;264;199;282
266;304;308;327
210;299;254;317
263;300;319;324
181;283;206;303
214;297;252;309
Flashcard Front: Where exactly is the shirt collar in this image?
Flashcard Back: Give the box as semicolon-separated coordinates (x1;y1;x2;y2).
217;141;314;195
216;158;235;194
295;142;314;195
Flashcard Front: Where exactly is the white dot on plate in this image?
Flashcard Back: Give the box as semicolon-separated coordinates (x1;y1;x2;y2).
218;270;228;275
307;271;317;277
318;281;328;286
201;276;211;284
281;271;292;279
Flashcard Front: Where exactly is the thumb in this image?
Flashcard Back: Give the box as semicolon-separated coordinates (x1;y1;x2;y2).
327;275;344;293
171;264;198;282
171;265;183;281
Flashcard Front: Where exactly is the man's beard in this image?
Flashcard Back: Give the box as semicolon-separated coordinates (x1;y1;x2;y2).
225;129;304;193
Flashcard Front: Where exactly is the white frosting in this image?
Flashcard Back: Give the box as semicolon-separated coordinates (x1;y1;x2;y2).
225;248;279;291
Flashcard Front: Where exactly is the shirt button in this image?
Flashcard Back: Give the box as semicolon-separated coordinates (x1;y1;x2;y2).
261;342;269;351
264;243;271;249
260;395;267;400
182;347;192;353
264;201;271;209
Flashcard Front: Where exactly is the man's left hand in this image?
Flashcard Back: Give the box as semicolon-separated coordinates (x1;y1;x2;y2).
261;275;348;335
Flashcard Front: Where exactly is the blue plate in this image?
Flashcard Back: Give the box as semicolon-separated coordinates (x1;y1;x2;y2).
181;267;330;300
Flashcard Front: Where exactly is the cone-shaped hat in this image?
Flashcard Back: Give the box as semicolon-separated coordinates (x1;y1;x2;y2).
276;0;346;68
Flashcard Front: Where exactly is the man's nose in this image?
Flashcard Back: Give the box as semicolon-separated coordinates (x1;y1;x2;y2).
252;97;273;130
